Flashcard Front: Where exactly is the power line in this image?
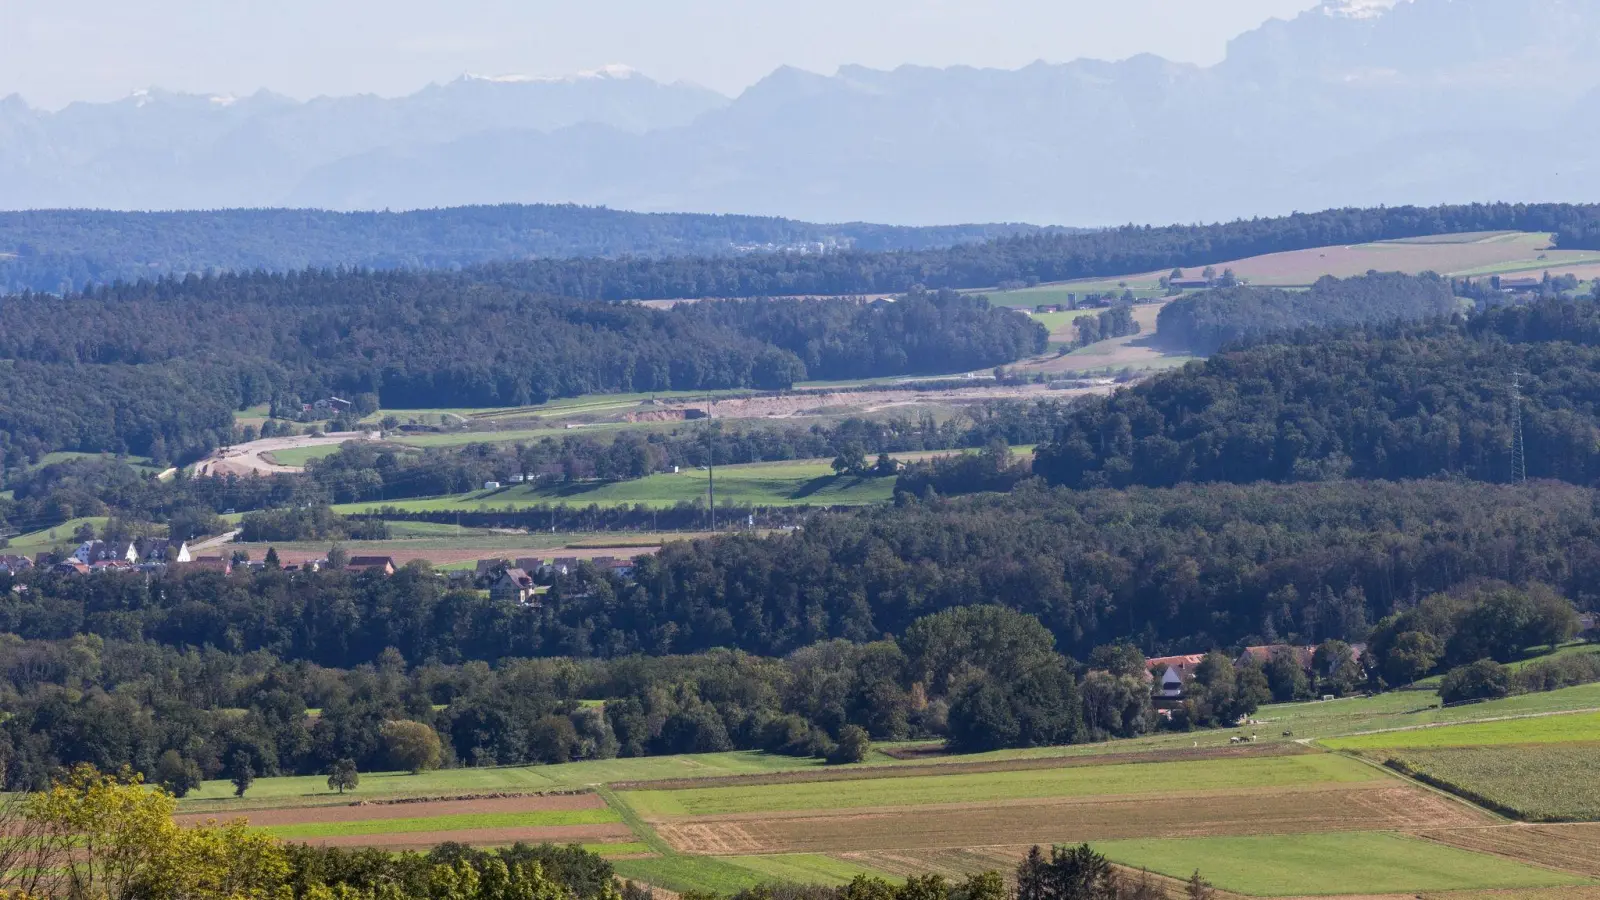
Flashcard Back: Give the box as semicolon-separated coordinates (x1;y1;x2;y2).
1511;370;1528;484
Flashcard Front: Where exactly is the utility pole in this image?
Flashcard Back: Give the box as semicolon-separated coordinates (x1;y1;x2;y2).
1512;371;1528;483
706;400;716;531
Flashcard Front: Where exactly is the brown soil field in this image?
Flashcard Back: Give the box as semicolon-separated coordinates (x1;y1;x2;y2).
654;782;1486;855
291;824;636;852
176;793;605;828
642;385;1096;422
613;743;1310;791
1413;824;1600;877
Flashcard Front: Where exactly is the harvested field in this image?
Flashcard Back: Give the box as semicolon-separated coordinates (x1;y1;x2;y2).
254;543;661;570
1381;746;1600;822
613;743;1310;791
652;782;1486;855
279;825;637;851
176;792;606;828
625;754;1378;818
1092;832;1589;897
1416;825;1600;878
178;792;637;850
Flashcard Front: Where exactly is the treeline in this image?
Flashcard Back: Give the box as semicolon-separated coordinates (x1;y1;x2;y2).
468;203;1600;301
1;402;1079;537
0;604;1168;788
0;204;1068;295
1153;273;1460;355
0;274;1042;462
8;478;1599;664
1035;298;1600;490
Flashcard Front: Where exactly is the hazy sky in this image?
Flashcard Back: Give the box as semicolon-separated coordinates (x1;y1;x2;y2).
1;0;1325;109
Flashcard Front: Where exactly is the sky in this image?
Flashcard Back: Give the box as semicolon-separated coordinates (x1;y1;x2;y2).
2;0;1325;109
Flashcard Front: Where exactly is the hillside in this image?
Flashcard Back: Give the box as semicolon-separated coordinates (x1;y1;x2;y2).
0;205;1069;295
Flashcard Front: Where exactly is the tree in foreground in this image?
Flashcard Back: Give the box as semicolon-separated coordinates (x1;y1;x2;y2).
152;749;203;799
326;758;360;794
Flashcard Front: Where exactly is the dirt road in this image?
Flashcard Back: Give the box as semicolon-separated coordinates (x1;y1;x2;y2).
193;431;378;477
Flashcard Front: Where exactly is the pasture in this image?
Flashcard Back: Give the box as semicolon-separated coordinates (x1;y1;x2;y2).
1320;710;1600;750
1092;832;1589;896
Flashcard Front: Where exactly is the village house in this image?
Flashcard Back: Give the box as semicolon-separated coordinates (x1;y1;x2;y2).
72;541;139;566
1145;653;1206;701
186;556;233;574
346;556;397;576
0;555;33;574
137;538;191;564
490;568;537;605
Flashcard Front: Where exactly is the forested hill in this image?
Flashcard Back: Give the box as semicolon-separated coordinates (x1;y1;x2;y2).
1033;298;1600;491
468;203;1600;301
0;273;1044;466
0;205;1068;295
1154;273;1461;355
9;202;1600;299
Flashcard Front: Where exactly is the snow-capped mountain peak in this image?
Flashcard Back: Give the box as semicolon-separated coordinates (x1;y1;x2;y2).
1318;0;1400;19
461;64;641;85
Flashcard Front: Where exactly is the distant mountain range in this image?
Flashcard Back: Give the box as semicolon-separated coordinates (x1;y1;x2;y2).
4;0;1600;223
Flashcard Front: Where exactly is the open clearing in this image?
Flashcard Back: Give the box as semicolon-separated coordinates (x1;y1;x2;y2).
193;431;378;477
1381;746;1600;821
623;754;1378;818
1092;833;1589;897
1320;711;1600;750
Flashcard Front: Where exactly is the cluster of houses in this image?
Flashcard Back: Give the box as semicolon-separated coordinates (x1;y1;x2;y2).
454;556;639;606
1145;643;1367;704
0;541;403;578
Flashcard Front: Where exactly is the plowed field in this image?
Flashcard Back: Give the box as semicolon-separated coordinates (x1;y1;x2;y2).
1415;824;1600;877
653;782;1485;855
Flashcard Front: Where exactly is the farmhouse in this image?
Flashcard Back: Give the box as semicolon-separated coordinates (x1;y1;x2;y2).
1169;278;1212;290
346;556;397;576
137;538;191;564
1237;644;1316;671
72;541;139;565
1146;653;1205;700
490;568;538;605
0;555;33;574
185;556;233;574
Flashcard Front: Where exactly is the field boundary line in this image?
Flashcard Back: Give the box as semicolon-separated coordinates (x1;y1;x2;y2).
597;786;677;857
1330;750;1514;825
1315;706;1600;744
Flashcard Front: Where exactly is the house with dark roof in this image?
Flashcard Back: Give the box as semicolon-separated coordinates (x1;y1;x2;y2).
490;568;537;605
0;555;33;574
73;541;138;565
186;557;233;574
138;538;191;564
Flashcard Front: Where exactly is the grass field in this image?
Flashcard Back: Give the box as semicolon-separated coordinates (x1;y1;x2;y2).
1320;710;1600;750
266;445;349;467
333;459;900;513
622;754;1377;818
1383;745;1600;821
1093;833;1589;896
263;807;621;840
2;516;110;555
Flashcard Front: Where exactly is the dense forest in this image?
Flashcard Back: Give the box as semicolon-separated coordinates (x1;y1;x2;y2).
1035;298;1600;490
0;276;1043;466
0;476;1588;783
467;203;1600;301
0;205;1067;295
1153;273;1460;355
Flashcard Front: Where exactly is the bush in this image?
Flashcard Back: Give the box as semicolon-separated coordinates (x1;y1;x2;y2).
828;725;872;764
1439;659;1510;705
